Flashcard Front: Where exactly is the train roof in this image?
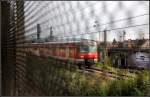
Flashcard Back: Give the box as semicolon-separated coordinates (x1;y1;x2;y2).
26;39;97;44
25;39;97;46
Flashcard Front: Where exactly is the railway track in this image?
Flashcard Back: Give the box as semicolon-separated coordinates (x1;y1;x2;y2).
31;56;134;79
78;67;135;79
80;68;120;79
33;56;114;78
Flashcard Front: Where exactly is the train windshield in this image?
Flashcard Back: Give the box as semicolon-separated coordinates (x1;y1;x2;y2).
80;45;97;52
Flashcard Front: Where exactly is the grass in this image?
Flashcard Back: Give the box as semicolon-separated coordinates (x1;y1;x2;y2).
98;66;147;95
26;55;149;96
95;62;140;78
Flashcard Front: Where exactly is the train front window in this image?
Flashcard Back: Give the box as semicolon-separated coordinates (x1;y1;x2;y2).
80;45;97;52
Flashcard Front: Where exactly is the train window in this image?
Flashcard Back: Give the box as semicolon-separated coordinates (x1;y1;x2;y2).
80;45;97;52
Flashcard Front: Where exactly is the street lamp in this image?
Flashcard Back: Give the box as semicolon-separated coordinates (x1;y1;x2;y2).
93;20;100;42
93;20;101;62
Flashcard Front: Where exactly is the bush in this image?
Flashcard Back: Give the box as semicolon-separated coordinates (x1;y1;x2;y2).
107;70;149;96
26;55;149;96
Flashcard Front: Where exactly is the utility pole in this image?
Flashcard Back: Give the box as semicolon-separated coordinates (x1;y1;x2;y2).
37;24;41;40
50;26;53;41
104;29;107;47
103;29;108;65
123;30;126;42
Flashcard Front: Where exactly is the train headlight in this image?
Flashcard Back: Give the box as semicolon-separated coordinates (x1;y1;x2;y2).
80;55;84;58
95;55;97;58
88;53;90;55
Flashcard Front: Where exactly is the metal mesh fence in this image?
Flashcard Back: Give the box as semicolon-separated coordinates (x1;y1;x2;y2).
3;0;149;96
23;1;149;42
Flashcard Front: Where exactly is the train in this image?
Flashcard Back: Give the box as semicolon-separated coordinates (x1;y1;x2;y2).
25;38;149;69
25;39;98;68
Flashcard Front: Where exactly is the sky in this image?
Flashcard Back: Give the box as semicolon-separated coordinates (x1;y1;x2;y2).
24;1;149;42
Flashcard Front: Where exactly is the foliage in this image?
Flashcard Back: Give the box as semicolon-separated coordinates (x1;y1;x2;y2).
26;55;149;96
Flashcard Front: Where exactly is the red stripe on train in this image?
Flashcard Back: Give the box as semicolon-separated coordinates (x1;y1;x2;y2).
79;52;97;59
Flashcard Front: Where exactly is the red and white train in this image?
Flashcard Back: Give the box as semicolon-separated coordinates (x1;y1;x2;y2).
25;39;98;68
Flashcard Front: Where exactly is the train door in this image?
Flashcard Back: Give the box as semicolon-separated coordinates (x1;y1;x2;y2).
34;48;40;56
56;46;59;57
62;47;65;57
59;47;63;57
52;47;55;56
66;47;69;59
69;47;76;59
69;47;72;58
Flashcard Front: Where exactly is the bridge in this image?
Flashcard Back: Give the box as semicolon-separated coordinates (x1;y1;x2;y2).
108;48;150;53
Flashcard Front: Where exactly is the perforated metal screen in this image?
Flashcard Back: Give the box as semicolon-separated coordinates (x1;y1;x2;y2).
2;0;149;96
24;1;149;42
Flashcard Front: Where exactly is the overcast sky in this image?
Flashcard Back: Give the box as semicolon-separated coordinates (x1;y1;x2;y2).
24;1;149;42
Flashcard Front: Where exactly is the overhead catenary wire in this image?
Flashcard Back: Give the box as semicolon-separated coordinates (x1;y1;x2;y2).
26;13;149;39
23;1;149;36
28;23;149;42
55;23;149;39
26;13;149;36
